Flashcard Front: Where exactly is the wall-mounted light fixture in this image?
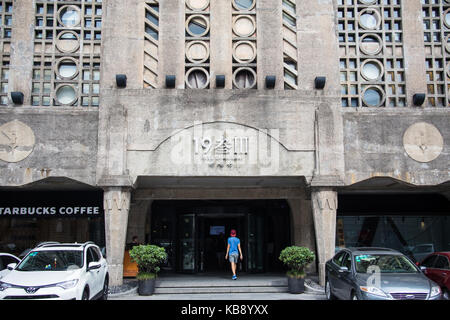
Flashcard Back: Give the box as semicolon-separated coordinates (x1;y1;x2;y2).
165;75;176;88
314;77;326;90
216;75;225;88
11;92;24;105
265;76;276;89
413;93;426;106
116;74;127;88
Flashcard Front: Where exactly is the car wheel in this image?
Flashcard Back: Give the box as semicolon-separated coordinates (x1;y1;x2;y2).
82;288;89;300
100;277;109;300
325;280;336;300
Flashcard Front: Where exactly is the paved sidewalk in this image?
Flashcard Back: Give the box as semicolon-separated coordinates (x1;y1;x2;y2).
109;292;326;300
109;273;326;300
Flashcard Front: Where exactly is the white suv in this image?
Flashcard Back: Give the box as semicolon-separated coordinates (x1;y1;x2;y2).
0;242;108;300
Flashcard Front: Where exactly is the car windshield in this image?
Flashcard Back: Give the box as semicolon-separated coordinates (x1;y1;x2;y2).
355;254;419;274
16;250;83;271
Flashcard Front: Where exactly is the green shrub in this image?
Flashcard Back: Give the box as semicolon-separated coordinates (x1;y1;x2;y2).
279;246;315;279
129;244;167;279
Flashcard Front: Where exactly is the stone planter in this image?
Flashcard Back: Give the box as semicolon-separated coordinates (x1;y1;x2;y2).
287;276;305;294
138;278;156;296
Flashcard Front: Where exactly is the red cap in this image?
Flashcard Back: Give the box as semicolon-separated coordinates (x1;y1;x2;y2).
230;229;236;237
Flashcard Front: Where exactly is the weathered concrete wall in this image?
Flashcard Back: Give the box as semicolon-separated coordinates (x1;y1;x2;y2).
343;110;450;186
97;89;342;182
0;108;99;186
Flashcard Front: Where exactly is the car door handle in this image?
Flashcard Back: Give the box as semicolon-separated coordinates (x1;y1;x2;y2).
443;273;447;277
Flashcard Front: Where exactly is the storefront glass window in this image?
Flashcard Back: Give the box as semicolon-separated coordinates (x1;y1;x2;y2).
336;216;450;263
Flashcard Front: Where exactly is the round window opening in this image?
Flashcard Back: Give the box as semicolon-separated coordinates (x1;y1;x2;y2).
233;15;256;37
360;34;382;55
186;68;209;89
445;10;450;29
56;85;77;105
233;68;256;89
186;0;210;11
363;86;385;107
59;6;81;27
57;60;78;79
56;31;80;53
232;0;255;11
186;15;209;37
361;60;383;81
359;9;380;30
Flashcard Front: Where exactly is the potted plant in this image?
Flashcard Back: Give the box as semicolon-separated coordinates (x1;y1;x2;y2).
279;246;315;294
129;244;167;296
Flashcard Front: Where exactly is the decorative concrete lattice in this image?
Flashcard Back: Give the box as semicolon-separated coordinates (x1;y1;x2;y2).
0;1;12;105
232;0;257;89
282;0;298;90
32;0;102;107
143;0;159;89
337;0;406;108
185;0;210;89
422;0;450;107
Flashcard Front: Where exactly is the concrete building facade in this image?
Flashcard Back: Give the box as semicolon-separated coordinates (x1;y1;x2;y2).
0;0;449;287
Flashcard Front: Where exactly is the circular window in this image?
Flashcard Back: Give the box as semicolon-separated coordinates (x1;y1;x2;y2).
361;60;384;81
186;41;209;63
359;33;382;55
362;86;385;107
186;15;210;37
186;0;210;11
232;0;256;11
359;9;381;30
444;9;450;29
233;67;257;89
233;15;256;37
358;0;377;4
56;31;80;53
186;68;210;89
58;5;81;28
233;41;256;63
56;58;79;80
56;85;77;106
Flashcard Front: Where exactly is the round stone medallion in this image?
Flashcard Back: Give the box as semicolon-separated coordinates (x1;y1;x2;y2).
0;120;35;163
403;122;444;163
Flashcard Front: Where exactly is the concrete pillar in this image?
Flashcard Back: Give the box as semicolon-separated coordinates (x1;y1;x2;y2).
311;187;337;286
126;200;152;244
103;187;131;287
288;196;317;273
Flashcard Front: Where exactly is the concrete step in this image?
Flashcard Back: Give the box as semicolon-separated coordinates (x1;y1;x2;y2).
155;286;288;294
154;274;289;294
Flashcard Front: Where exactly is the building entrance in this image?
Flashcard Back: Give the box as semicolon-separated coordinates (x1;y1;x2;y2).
148;200;291;274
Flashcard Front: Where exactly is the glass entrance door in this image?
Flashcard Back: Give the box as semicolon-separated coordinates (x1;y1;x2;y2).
178;214;196;273
247;213;264;272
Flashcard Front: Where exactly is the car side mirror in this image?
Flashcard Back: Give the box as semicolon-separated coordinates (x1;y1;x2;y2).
7;263;17;271
339;266;349;273
88;262;101;271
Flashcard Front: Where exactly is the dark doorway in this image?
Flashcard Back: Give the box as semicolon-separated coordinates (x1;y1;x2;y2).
149;199;291;274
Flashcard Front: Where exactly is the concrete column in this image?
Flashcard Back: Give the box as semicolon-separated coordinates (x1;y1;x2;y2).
288;196;317;273
311;187;337;286
103;187;131;287
9;0;34;105
402;0;427;106
126;199;152;244
257;0;284;89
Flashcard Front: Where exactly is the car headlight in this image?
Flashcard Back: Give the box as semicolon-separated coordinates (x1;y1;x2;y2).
55;279;78;290
0;281;13;291
360;286;388;298
430;285;441;298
